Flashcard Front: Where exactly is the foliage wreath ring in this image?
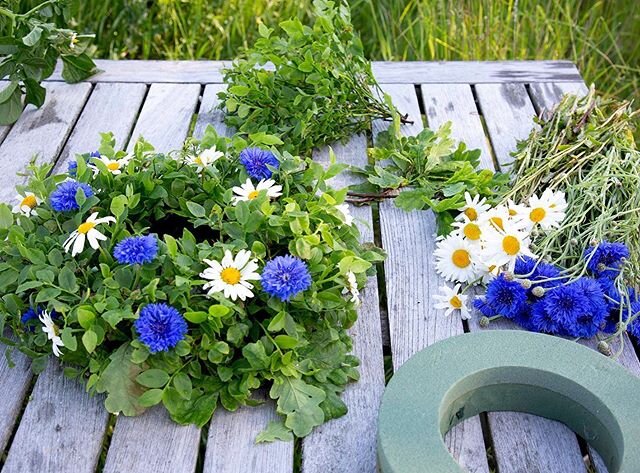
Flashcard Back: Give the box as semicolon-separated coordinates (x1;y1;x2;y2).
1;127;382;439
377;330;640;473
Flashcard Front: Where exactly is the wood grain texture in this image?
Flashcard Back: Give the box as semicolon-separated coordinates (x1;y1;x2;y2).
2;361;109;473
421;84;494;170
302;136;386;473
127;83;201;152
436;82;587;473
0;338;32;455
45;60;582;84
474;83;537;171
103;82;203;473
0;82;92;202
0;125;10;146
528;82;589;115
195;83;294;473
55;82;148;172
376;83;489;473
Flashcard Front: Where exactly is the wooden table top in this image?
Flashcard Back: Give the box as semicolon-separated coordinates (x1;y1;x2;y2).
0;60;636;473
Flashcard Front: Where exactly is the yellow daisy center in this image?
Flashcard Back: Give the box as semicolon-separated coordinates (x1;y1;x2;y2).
490;216;504;230
463;223;481;240
78;222;96;234
248;190;259;200
21;195;37;209
451;249;471;268
449;295;462;309
508;208;517;216
107;161;121;171
530;207;546;222
502;235;521;256
220;267;242;285
464;207;478;221
195;156;203;165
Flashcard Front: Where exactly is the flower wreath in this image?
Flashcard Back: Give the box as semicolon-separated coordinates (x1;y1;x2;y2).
0;126;383;438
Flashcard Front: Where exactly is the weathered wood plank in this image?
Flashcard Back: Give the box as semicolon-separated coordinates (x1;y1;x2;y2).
103;83;204;473
529;81;640;473
45;59;581;85
55;82;148;172
2;84;149;473
375;84;490;473
0;82;92;203
0;339;32;455
127;83;201;152
2;361;109;473
421;84;494;169
528;82;589;116
0;125;10;146
474;83;537;171
302;136;385;473
432;82;587;473
196;83;294;473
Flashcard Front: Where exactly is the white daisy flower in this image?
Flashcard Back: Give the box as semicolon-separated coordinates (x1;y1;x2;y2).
478;205;512;232
451;217;484;245
200;249;261;301
39;310;64;357
434;234;478;283
232;178;282;205
98;154;131;175
69;32;78;49
524;189;567;230
342;271;360;305
434;283;470;320
477;260;502;284
63;212;116;257
482;223;534;271
456;192;490;222
335;203;354;226
185;146;224;173
12;192;40;216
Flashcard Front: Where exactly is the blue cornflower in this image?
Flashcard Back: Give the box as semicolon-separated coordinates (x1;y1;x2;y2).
134;303;187;353
565;278;608;338
68;152;99;177
239;147;279;180
261;255;312;301
531;300;564;334
514;256;563;293
541;283;588;328
583;241;629;278
479;274;528;320
113;235;158;265
49;180;94;212
512;303;535;331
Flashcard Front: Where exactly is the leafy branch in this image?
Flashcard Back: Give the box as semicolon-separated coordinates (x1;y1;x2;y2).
0;0;97;124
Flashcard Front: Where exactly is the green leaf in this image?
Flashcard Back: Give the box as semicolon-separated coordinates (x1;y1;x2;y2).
136;369;170;388
58;267;78;292
208;305;231;318
0;204;13;229
228;85;250;96
77;307;96;329
184;311;208;324
242;341;270;370
274;335;298;349
267;311;286;332
61;53;97;83
248;132;283;146
186;201;206;218
394;189;429;212
270;377;326;437
164;235;178;258
60;328;77;352
95;344;146;416
138;388;164;407
22;27;43;47
82;330;98;353
173;372;192;400
23;78;46;108
0;84;23;126
163;388;217;428
35;287;61;303
110;195;128;218
256;420;294;443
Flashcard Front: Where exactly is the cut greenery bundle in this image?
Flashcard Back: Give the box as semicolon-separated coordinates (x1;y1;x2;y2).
220;0;405;157
0;0;97;125
0;128;382;439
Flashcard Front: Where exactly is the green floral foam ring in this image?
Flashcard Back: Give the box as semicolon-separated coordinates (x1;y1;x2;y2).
377;330;640;473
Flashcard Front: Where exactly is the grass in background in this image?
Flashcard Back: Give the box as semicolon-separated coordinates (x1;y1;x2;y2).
12;0;640;103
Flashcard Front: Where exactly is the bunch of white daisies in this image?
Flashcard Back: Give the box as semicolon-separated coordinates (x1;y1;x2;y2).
433;190;567;320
